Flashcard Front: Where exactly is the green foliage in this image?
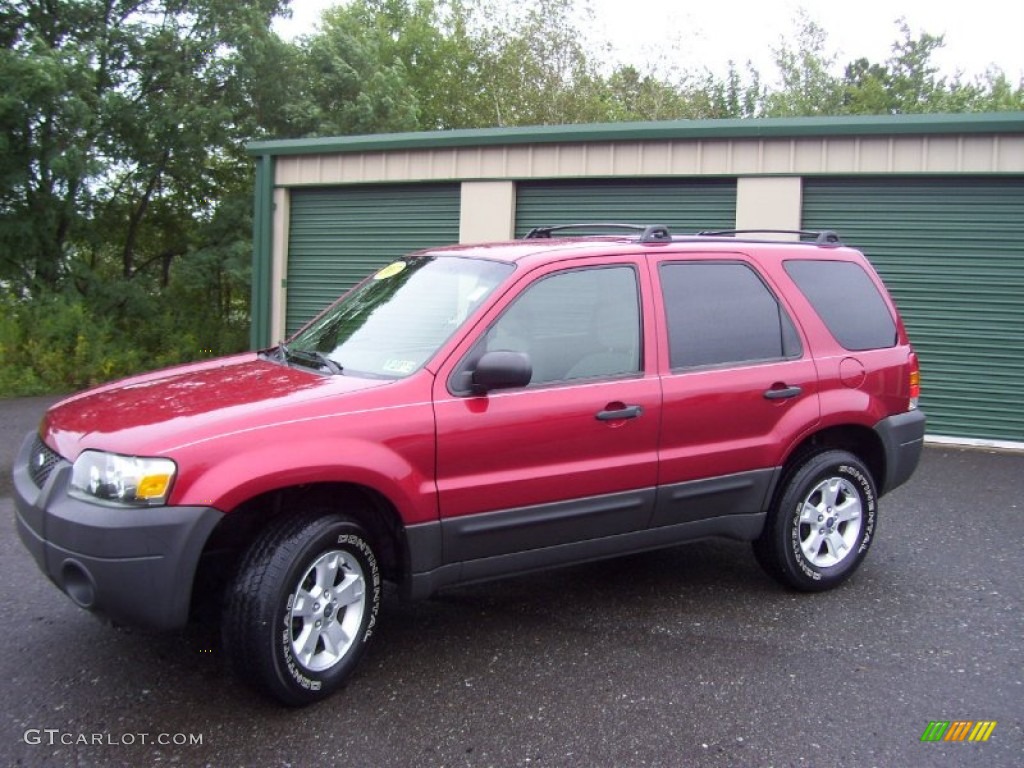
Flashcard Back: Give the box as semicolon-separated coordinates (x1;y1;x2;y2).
0;0;269;396
0;277;248;397
762;13;844;117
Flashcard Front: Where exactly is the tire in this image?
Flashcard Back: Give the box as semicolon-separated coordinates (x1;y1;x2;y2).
223;510;381;706
753;450;877;592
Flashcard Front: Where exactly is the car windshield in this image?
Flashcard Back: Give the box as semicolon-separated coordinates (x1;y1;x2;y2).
286;255;513;378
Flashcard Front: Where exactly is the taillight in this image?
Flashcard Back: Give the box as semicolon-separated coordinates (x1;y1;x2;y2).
908;353;921;410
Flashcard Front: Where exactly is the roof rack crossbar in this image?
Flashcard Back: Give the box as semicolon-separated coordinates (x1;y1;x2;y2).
522;222;674;243
697;229;843;245
523;222;647;239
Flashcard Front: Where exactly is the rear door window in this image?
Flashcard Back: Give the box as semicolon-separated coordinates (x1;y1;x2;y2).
660;261;802;369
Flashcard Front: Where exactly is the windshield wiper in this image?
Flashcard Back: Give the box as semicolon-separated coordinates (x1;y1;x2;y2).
276;343;343;375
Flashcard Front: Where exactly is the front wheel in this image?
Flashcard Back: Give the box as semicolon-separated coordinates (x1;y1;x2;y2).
753;450;878;591
224;511;381;706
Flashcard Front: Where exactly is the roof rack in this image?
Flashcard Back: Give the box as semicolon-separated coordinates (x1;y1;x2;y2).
522;224;843;247
523;223;673;244
696;229;843;245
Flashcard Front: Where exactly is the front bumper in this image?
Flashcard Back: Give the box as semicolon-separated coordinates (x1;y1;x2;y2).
12;432;223;631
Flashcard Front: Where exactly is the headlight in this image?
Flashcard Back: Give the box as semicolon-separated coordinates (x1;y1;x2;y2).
70;451;177;506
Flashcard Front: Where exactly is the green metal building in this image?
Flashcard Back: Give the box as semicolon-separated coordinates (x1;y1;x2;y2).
247;113;1024;445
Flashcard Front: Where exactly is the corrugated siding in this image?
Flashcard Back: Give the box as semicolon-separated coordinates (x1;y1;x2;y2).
514;179;737;237
803;177;1024;442
286;184;460;335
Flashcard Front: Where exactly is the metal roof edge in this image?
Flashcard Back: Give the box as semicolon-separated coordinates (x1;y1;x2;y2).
246;113;1024;157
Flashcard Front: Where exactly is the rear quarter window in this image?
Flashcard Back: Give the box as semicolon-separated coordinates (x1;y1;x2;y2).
784;259;897;351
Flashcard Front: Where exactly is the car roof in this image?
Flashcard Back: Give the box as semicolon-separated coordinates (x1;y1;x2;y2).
421;228;865;268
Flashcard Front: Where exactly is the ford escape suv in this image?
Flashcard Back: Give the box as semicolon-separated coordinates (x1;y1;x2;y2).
13;224;925;706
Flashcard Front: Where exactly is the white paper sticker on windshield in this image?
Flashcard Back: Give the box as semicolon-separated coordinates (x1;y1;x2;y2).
382;359;417;374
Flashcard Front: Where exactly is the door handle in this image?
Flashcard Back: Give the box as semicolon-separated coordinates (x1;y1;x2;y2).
763;385;802;400
596;404;644;421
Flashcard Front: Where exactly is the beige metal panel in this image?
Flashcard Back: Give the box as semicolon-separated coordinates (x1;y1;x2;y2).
820;139;859;173
477;147;510;178
761;140;797;173
270;188;290;344
457;147;499;179
736;177;803;239
729;142;762;174
273;134;1022;186
921;137;959;171
459;181;516;244
995;136;1024;171
891;137;931;173
587;144;617;175
611;143;643;174
637;142;674;175
696;141;733;174
404;150;435;179
546;145;585;175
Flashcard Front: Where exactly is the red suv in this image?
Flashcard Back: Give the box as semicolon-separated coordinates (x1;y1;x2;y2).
14;225;925;705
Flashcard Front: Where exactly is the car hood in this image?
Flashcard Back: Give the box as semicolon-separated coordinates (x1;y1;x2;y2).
42;353;393;460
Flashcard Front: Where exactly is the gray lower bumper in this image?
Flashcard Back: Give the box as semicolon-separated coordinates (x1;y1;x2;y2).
874;409;927;496
13;432;223;631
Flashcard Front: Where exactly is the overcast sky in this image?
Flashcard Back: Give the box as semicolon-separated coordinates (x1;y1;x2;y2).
274;0;1024;82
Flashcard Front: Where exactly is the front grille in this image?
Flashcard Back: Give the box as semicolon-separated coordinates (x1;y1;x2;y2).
28;436;62;489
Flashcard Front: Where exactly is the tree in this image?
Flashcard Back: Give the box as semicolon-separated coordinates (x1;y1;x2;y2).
841;21;1024;114
761;11;844;117
299;0;624;132
0;0;290;393
0;0;288;293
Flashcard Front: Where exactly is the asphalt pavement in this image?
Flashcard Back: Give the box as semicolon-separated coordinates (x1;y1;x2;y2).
1;396;1021;767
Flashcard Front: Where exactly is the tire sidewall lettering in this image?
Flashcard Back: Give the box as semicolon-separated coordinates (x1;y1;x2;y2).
337;533;381;641
280;625;320;691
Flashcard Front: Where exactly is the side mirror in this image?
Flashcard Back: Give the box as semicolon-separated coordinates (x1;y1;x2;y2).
471;350;532;392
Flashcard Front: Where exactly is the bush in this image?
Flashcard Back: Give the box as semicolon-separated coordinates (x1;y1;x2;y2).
0;287;249;398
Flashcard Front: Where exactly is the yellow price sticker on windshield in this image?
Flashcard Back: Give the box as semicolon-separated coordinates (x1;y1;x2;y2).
374;261;407;280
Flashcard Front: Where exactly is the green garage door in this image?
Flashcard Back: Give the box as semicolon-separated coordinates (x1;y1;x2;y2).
515;179;737;237
803;178;1024;442
286;184;460;335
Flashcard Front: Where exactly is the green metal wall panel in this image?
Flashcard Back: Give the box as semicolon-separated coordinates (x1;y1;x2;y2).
803;178;1024;442
515;179;737;237
286;184;460;335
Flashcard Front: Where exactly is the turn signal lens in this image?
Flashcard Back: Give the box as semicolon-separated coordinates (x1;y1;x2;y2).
909;355;921;410
137;473;173;500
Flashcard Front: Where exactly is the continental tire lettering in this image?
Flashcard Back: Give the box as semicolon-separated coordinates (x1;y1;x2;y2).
280;625;319;690
790;504;820;580
338;533;381;642
839;464;877;554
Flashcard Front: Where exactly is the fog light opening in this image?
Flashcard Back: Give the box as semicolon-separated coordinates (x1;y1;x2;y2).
61;561;96;608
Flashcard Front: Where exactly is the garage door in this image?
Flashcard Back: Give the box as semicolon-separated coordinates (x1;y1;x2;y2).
803;177;1024;443
515;179;737;237
286;184;460;334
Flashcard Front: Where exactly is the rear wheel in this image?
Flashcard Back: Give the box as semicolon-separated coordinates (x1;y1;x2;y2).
754;450;877;591
224;510;381;706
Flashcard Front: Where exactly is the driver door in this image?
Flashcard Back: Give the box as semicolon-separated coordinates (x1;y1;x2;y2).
432;259;662;564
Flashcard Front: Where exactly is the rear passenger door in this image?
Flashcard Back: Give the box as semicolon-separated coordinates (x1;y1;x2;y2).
652;257;820;527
